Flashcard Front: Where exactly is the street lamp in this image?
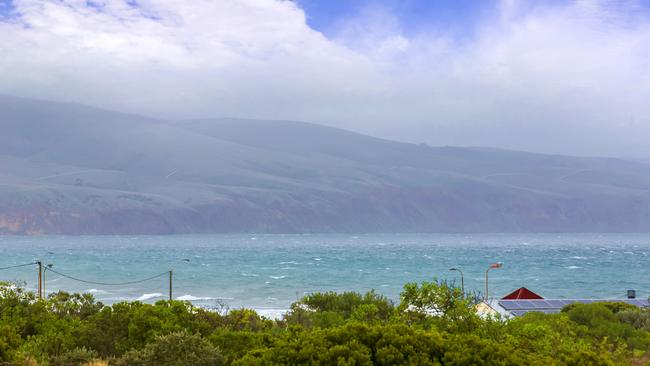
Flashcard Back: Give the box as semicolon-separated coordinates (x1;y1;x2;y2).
449;267;464;294
485;262;503;301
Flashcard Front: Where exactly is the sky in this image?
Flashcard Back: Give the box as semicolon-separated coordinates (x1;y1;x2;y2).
1;0;650;157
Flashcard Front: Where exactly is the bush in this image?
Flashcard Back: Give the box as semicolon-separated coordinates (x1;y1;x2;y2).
115;331;224;366
208;330;271;365
1;282;649;365
284;290;394;328
235;323;446;366
49;347;98;366
565;303;650;350
617;309;650;331
398;280;481;332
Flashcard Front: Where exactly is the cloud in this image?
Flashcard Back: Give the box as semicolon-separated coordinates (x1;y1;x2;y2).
1;0;649;157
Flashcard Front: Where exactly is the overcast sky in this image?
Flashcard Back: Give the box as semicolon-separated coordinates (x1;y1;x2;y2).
1;0;649;157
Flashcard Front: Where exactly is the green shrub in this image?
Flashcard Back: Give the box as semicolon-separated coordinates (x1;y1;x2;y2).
115;331;224;366
284;290;394;328
398;280;481;332
208;330;271;365
565;303;650;350
1;282;649;365
235;323;445;366
49;347;98;366
222;309;272;332
617;309;650;331
0;323;21;363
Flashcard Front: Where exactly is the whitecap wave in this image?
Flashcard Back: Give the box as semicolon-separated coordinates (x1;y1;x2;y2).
566;265;581;269
269;275;286;279
254;307;288;320
86;289;109;294
136;293;164;301
176;295;216;301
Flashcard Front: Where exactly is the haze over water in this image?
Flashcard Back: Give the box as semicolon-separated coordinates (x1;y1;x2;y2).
1;234;649;316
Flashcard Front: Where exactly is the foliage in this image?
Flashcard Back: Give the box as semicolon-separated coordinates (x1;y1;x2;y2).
0;281;648;365
398;280;482;332
49;347;98;366
617;309;650;331
114;331;224;366
563;303;650;350
283;290;394;328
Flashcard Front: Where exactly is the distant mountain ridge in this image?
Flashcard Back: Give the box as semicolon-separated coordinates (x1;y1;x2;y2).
1;95;650;234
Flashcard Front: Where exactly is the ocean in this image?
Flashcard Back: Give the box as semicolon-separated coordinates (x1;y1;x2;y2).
1;233;649;317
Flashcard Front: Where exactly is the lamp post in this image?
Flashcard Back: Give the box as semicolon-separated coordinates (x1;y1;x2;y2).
485;262;502;301
449;267;464;294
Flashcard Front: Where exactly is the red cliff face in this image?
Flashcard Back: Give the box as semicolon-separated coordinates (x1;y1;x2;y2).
0;206;175;235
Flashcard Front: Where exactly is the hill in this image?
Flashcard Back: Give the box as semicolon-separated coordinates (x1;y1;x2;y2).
1;95;650;234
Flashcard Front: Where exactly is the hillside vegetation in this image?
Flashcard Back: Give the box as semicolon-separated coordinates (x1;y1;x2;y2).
2;95;650;234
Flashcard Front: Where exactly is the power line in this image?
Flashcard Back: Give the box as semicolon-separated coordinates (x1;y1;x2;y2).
0;262;37;271
45;268;170;286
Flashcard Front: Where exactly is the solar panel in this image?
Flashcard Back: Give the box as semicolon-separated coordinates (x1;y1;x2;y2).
498;300;522;310
527;300;546;309
508;309;561;317
622;299;645;306
514;300;532;308
530;300;551;309
545;300;564;308
501;301;525;310
510;310;528;317
500;298;650;317
509;301;526;309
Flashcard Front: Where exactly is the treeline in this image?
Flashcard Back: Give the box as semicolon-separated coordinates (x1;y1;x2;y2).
1;281;650;365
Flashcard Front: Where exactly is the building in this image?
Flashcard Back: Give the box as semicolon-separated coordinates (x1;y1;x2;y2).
501;287;543;300
477;287;650;317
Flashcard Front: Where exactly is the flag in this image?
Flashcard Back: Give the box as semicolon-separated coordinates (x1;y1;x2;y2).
490;262;502;269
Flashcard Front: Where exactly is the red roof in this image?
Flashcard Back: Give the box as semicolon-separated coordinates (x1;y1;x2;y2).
502;287;544;300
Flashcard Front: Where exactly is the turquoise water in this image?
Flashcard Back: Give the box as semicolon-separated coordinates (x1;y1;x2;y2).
1;234;649;316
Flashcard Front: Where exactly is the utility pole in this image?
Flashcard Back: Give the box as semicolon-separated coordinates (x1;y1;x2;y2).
169;270;173;302
43;264;52;300
37;261;43;300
